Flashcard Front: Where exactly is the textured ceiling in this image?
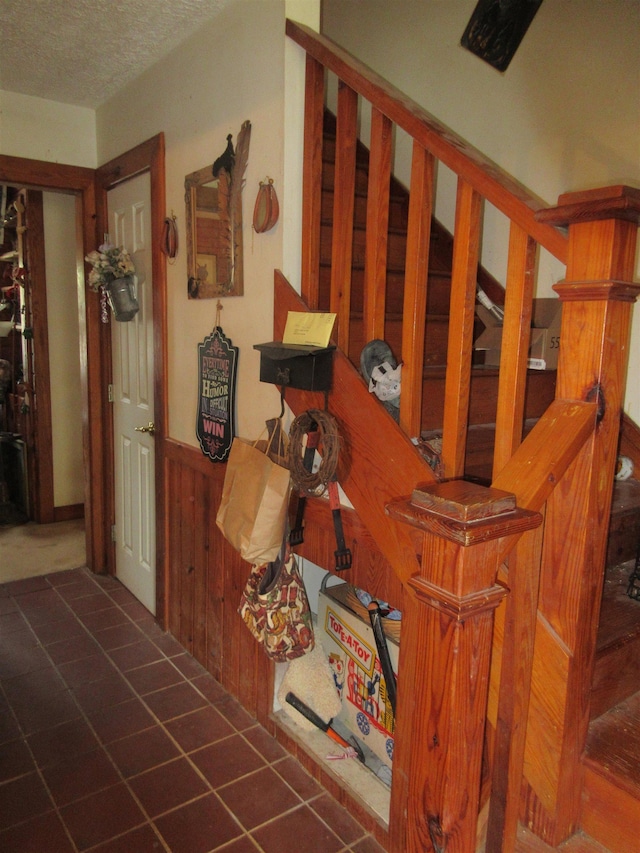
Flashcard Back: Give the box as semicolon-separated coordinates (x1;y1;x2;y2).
0;0;232;109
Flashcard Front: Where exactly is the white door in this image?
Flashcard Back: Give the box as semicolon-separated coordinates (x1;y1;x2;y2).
108;173;156;614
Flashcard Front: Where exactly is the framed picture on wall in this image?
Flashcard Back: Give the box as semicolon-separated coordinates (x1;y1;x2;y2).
461;0;544;72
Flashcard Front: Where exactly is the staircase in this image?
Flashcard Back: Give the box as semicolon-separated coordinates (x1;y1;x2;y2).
286;18;640;853
320;102;640;847
318;109;560;479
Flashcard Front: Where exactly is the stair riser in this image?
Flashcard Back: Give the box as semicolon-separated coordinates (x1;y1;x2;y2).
321;222;408;270
348;316;450;367
318;266;453;316
321;185;409;232
581;764;640;853
591;637;640;720
606;511;640;566
421;371;556;431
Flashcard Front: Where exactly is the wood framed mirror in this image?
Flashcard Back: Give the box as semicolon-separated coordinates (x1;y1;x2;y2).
185;120;251;299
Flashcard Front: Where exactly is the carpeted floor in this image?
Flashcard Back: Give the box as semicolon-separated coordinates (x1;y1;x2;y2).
0;519;86;584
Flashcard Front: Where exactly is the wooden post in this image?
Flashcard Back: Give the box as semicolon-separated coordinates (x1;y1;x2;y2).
387;481;541;853
519;186;640;844
300;54;324;308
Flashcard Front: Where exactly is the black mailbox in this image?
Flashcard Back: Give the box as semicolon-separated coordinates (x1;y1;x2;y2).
253;342;335;392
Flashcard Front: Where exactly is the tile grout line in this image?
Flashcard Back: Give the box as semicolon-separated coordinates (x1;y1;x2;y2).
3;569;382;852
3;570;173;852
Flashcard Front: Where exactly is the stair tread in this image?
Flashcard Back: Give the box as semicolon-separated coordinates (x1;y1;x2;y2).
611;478;640;514
597;561;640;653
585;690;640;798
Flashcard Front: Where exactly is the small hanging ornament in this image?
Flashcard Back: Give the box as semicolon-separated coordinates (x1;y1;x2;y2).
252;177;279;233
161;213;178;260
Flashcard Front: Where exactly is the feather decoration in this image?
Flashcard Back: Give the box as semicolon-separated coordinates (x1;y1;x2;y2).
228;120;251;291
230;120;251;220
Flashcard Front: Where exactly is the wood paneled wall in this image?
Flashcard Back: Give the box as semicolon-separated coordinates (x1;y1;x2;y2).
164;439;274;723
163;437;403;729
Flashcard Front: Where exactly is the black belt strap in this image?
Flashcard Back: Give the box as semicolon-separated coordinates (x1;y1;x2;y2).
328;479;352;572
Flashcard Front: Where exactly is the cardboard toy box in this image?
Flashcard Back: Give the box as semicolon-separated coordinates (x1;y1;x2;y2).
474;297;562;370
318;583;399;772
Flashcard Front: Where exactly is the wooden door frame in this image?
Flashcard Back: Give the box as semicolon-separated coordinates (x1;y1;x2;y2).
18;188;54;523
95;134;168;626
0;154;97;542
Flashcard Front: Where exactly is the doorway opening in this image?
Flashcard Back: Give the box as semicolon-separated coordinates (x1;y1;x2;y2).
1;185;85;525
0;136;167;624
0;156;96;586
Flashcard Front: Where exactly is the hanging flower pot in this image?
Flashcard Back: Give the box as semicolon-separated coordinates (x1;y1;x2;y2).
85;243;138;323
105;275;139;322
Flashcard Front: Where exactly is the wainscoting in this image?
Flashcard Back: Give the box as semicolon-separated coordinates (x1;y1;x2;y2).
162;438;402;846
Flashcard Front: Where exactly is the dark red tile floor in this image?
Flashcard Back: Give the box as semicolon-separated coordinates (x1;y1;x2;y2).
0;568;385;852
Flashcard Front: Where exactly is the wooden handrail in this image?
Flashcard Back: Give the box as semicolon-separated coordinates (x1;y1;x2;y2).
290;15;569;477
286;20;640;853
493;399;597;520
287;18;568;263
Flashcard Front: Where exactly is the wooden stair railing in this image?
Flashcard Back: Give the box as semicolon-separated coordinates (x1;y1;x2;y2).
273;269;431;585
274;267;603;853
386;400;595;853
287;17;568;460
516;189;640;848
286;18;640;853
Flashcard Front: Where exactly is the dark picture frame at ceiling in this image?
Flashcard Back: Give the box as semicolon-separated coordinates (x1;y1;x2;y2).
461;0;544;72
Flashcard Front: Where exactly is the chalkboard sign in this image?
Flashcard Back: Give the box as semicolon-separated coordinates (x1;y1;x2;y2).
196;326;238;462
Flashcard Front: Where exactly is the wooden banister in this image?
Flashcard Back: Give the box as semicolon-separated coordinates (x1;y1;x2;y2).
399;143;434;437
301;53;324;308
492;224;537;479
492;399;597;518
363;107;392;342
330;81;358;353
287;19;640;853
441;179;482;478
273;270;432;585
291;14;567;483
287;18;568;263
517;188;640;846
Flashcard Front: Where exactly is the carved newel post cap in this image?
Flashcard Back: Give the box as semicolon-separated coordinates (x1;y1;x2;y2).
411;479;516;522
387;479;541;547
536;185;640;227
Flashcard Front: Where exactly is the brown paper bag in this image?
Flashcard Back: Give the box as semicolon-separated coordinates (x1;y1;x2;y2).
216;431;291;566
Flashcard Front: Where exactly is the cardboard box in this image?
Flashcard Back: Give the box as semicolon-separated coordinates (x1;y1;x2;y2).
474;298;562;370
318;584;399;773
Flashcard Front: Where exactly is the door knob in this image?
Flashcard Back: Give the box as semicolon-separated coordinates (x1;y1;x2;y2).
135;422;155;436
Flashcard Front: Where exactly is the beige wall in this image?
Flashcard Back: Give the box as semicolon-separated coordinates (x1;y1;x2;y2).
321;0;640;420
0;91;96;166
96;0;291;444
44;192;85;508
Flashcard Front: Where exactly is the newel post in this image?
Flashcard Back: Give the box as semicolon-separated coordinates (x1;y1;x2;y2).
387;482;540;853
518;187;640;844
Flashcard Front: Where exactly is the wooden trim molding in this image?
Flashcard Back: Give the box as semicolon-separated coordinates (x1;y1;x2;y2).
53;504;85;523
0;154;96;564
